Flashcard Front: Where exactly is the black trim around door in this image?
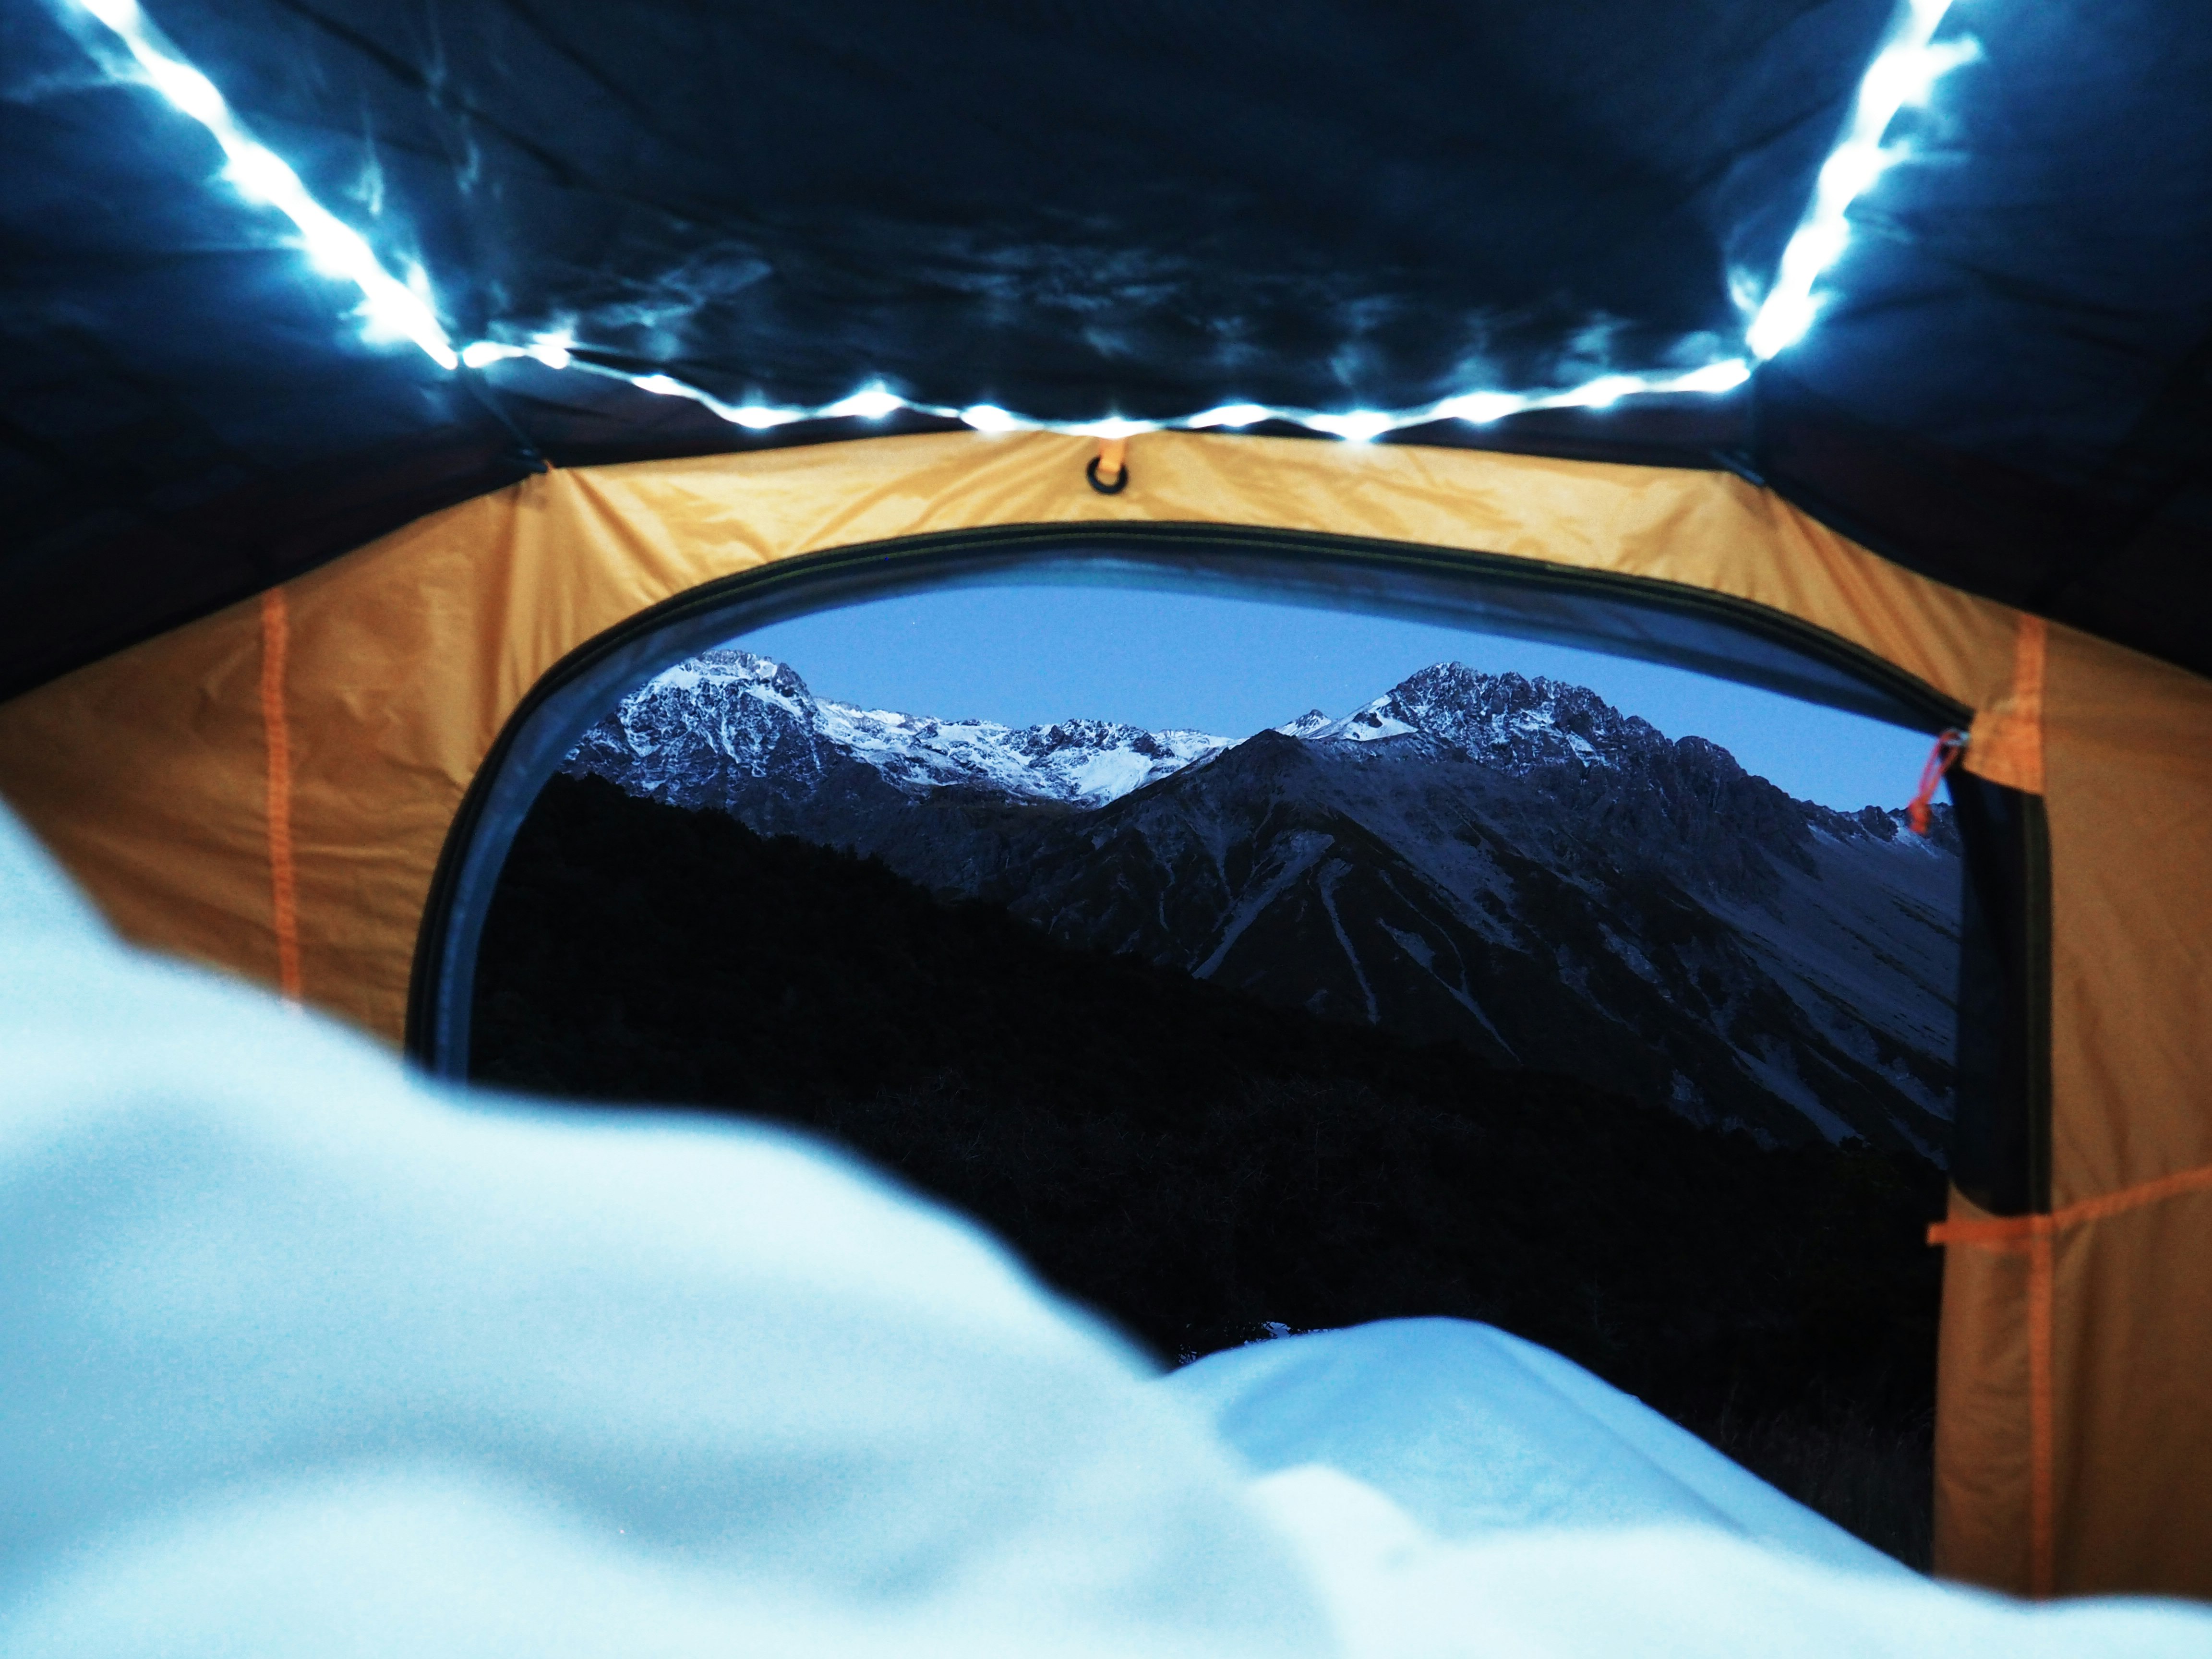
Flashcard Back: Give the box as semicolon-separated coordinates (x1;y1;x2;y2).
1947;774;2054;1215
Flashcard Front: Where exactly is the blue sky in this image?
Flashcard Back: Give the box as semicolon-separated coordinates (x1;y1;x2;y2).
742;582;1935;811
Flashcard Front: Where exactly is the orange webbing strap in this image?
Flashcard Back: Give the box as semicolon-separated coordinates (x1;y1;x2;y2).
1907;727;1968;836
1930;1161;2212;1247
1095;436;1128;486
1929;1159;2212;1596
2024;1227;2055;1596
259;587;302;1003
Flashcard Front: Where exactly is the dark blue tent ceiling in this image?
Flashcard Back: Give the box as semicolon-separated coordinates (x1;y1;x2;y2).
1;0;2206;698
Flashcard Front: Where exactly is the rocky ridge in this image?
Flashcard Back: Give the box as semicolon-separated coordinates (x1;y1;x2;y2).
560;650;1961;1151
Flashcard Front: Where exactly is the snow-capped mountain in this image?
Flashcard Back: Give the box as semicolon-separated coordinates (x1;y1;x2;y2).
562;652;1960;1152
564;650;1227;814
1274;661;1659;771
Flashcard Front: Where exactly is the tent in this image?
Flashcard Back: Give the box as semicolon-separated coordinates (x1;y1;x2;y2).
0;0;2207;1601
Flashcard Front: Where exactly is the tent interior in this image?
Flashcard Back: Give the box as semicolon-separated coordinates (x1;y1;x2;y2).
2;0;2210;1629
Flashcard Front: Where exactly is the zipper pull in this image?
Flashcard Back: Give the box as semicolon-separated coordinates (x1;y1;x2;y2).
1907;728;1969;835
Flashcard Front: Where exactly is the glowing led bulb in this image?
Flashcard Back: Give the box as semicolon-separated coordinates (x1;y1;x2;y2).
1559;374;1643;409
1434;392;1524;424
825;388;905;420
1670;359;1752;395
77;0;141;33
141;55;225;123
1188;404;1272;429
1305;410;1395;442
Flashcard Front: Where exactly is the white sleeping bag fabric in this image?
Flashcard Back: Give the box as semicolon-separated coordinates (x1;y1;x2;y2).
3;798;2209;1656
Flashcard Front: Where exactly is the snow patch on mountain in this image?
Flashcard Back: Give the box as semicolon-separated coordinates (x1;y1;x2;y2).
819;702;1228;805
568;649;1229;810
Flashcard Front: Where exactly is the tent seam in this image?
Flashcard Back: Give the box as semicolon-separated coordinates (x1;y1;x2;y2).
1961;613;2045;794
2027;1229;2054;1596
260;588;302;1004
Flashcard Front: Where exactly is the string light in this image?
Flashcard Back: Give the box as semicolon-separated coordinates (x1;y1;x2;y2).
1746;0;1980;359
1186;405;1273;429
954;405;1025;433
69;0;1975;439
70;0;457;370
821;387;904;420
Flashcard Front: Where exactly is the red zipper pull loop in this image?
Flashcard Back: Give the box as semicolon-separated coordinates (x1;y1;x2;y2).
1907;728;1969;835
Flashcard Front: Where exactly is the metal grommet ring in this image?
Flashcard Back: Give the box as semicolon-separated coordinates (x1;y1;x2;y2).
1086;455;1130;495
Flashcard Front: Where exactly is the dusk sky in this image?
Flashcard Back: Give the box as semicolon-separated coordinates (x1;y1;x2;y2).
743;582;1939;812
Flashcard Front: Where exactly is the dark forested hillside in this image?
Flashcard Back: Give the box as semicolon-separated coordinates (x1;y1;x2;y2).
565;651;1962;1152
476;774;1946;1562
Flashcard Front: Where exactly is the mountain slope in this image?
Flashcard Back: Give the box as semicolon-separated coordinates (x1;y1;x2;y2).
474;770;1948;1452
563;653;1960;1150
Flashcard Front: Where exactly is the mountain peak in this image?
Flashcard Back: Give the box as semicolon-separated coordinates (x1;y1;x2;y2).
569;651;1230;810
1278;661;1666;777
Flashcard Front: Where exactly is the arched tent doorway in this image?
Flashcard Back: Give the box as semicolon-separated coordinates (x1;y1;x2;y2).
407;515;1986;1083
3;429;2207;1597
